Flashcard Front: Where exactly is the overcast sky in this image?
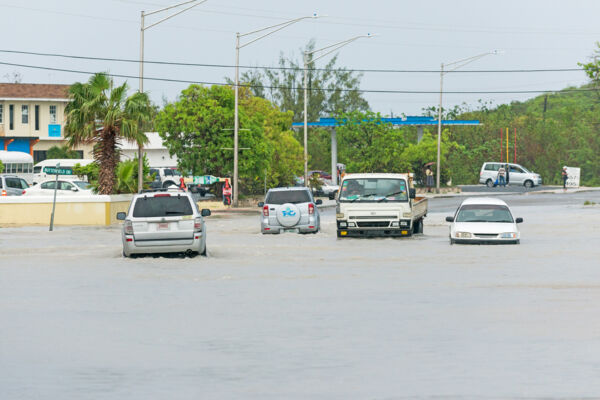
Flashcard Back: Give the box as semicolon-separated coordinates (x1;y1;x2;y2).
1;0;599;116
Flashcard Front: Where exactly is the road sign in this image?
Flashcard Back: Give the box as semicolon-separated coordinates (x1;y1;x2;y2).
565;166;581;188
44;166;73;175
192;175;218;185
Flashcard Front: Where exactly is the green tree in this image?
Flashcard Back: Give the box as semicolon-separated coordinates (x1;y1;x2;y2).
46;145;81;159
0;160;4;174
156;85;272;193
64;73;153;194
337;111;411;173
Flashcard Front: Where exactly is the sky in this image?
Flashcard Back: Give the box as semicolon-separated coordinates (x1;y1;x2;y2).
1;0;599;116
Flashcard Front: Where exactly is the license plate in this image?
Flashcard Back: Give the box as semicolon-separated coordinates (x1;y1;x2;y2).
157;222;169;230
284;228;297;233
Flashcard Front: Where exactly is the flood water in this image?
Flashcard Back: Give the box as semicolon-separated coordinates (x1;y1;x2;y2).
2;192;600;399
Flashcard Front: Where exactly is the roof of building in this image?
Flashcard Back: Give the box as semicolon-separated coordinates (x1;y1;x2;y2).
0;83;70;100
119;132;167;150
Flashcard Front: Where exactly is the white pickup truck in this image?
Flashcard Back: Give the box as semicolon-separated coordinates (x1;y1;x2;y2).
332;173;428;238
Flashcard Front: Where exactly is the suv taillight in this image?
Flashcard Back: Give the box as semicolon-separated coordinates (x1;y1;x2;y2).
194;217;203;231
124;220;134;235
308;203;315;215
263;205;269;217
22;190;26;195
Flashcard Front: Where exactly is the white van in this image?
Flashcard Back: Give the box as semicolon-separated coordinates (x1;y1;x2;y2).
479;162;542;188
0;150;34;184
33;159;94;184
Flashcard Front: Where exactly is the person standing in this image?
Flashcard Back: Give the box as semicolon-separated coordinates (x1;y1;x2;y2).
505;164;510;186
561;166;569;192
425;166;434;193
497;165;506;187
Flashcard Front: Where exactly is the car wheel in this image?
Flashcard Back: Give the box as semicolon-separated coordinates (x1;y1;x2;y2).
486;179;494;188
413;219;423;234
524;180;533;189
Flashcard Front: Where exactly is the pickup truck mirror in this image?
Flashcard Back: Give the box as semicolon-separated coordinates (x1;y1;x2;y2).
409;188;416;199
328;191;336;200
445;216;454;222
258;202;264;207
315;199;323;205
201;209;211;217
515;217;523;223
116;212;126;220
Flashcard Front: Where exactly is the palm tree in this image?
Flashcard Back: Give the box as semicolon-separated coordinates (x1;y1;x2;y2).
64;73;152;194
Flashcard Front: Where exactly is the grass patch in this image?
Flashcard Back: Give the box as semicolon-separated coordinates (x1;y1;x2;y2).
584;200;597;206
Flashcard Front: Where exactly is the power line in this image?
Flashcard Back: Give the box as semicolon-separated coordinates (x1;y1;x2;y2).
0;49;584;74
0;60;595;95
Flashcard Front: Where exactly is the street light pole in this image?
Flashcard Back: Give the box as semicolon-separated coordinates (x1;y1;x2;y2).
138;0;208;192
435;50;500;193
233;14;320;207
302;34;373;186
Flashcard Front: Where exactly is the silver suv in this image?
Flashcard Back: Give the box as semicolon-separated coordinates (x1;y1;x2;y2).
259;187;322;234
117;189;211;257
479;162;542;188
0;174;29;196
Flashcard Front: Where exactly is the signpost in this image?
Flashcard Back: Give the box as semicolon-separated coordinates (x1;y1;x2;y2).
49;163;60;231
565;166;581;188
192;175;218;185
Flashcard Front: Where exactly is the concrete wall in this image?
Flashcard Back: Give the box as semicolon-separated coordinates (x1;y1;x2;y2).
0;195;132;226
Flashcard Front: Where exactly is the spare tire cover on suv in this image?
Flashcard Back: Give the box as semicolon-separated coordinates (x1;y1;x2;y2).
276;203;301;227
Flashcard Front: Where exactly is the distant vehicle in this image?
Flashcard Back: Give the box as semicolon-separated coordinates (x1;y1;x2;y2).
309;170;332;180
117;189;211;257
149;167;182;189
259;187;322;234
33;159;94;184
479;162;542;188
23;180;92;196
333;173;428;238
0;150;34;184
0;174;30;196
446;197;523;244
312;179;339;198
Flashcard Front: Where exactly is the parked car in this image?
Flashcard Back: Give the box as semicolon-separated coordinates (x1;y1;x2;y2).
259;187;321;234
117;189;211;257
309;170;332;180
23;180;92;196
312;179;339;198
446;197;523;244
0;174;30;196
479;162;542;188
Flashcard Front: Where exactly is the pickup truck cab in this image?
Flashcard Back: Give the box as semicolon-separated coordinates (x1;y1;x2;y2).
332;173;428;238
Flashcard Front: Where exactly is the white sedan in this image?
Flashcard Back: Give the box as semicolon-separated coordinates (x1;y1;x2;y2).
446;197;523;244
23;180;93;196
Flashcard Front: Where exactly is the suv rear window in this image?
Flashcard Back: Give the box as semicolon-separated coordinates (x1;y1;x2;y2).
266;190;311;204
133;195;194;217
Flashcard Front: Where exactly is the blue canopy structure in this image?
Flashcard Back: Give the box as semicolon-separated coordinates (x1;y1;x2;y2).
291;116;481;185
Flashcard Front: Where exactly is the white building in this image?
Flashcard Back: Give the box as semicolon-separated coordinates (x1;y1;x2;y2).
119;132;177;168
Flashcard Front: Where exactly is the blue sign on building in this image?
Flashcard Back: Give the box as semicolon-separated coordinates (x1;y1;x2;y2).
48;124;61;137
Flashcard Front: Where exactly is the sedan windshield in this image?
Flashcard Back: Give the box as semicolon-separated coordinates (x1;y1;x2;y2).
73;181;91;189
339;178;408;202
456;204;514;223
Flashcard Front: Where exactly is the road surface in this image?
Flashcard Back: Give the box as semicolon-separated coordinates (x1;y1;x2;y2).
1;191;600;399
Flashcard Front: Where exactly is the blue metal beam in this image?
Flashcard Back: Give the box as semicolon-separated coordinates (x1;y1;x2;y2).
291;116;480;128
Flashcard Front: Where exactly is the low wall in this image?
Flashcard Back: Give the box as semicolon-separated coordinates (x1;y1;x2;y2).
0;195;133;226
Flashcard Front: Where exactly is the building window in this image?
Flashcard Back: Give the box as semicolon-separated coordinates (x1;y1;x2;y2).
9;104;14;130
35;105;40;130
33;150;47;164
0;104;3;123
22;105;29;124
49;105;57;123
